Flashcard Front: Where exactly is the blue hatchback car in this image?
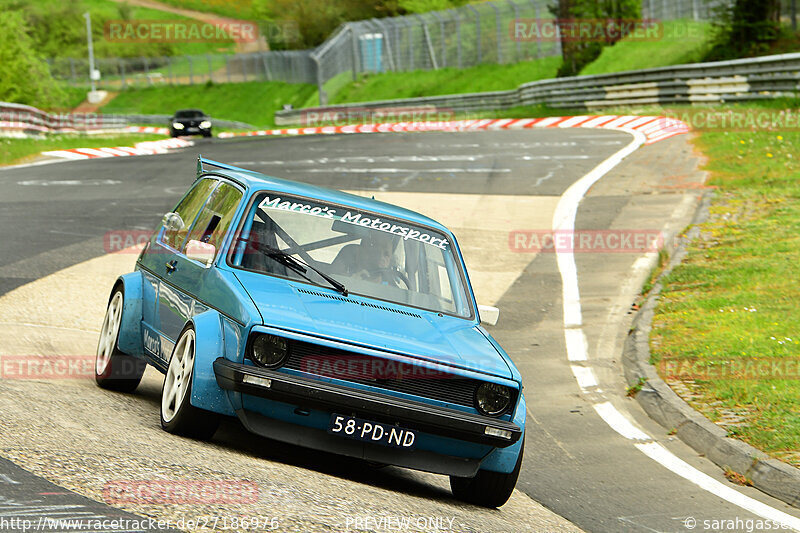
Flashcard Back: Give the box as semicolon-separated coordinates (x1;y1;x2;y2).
95;157;526;507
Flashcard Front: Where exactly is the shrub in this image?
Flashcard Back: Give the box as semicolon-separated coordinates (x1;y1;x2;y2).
0;10;65;108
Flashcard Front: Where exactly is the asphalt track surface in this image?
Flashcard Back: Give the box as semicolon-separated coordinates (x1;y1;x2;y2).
1;129;799;532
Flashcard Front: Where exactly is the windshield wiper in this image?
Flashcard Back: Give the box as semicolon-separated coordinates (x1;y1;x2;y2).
245;240;348;297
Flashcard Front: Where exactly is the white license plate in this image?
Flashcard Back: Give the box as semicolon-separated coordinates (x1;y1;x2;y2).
328;414;416;449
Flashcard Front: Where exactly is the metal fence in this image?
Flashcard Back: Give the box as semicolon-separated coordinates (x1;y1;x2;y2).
641;0;730;20
643;0;798;24
48;0;799;103
49;50;317;89
310;0;560;104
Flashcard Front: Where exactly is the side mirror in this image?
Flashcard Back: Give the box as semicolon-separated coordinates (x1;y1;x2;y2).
478;305;500;326
162;212;184;231
186;239;216;267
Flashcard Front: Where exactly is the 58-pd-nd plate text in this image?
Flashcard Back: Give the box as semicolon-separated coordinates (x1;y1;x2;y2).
328;414;417;449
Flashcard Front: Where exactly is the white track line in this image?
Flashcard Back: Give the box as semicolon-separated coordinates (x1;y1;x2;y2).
552;130;800;531
570;366;599;392
636;443;800;529
564;329;588;362
594;402;651;441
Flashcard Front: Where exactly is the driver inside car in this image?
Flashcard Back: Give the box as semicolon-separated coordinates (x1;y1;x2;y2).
332;231;404;286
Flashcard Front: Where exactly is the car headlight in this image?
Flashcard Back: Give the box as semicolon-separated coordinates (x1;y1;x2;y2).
172;122;184;129
250;334;289;368
199;120;211;129
475;383;511;416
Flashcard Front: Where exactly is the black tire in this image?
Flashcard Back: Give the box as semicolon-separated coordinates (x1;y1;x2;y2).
95;287;146;392
160;324;220;440
450;437;524;508
203;131;212;138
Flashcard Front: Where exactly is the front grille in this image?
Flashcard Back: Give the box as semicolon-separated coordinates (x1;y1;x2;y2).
283;339;484;408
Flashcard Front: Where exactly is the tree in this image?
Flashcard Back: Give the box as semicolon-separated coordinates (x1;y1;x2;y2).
252;0;405;49
0;10;65;109
550;0;641;77
707;0;781;60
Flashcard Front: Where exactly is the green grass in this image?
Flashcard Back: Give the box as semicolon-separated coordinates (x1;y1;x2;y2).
315;57;563;106
300;22;711;107
60;85;94;111
646;101;800;467
302;71;357;108
101;81;316;127
29;0;235;59
92;54;231;90
580;20;715;76
0;133;164;166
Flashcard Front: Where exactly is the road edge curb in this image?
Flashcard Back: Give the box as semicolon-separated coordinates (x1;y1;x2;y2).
622;191;800;509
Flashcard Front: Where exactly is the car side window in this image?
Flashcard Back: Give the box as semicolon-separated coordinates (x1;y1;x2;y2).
160;178;216;250
183;182;242;255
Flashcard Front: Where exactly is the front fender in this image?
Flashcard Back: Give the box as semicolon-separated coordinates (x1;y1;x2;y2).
190;310;236;416
115;273;144;358
478;392;526;474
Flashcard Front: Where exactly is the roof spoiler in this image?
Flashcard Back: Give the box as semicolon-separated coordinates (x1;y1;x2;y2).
196;155;250;179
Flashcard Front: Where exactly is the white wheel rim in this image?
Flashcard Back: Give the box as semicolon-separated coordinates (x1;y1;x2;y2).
96;291;123;376
161;329;195;423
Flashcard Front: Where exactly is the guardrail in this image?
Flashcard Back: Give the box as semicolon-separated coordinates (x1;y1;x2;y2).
0;102;255;136
275;52;800;125
0;102;127;136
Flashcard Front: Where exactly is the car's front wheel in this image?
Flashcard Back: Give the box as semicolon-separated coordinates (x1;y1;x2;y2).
95;287;146;392
160;325;220;439
450;437;524;508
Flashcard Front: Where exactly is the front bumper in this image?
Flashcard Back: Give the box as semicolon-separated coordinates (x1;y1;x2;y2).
213;358;522;448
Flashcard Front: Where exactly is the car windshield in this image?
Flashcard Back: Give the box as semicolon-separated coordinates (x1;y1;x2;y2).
175;110;204;118
229;193;472;317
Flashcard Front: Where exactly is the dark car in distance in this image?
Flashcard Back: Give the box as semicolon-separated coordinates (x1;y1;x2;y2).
170;109;212;138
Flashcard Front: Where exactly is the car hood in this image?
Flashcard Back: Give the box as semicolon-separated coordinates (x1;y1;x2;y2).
233;270;512;379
